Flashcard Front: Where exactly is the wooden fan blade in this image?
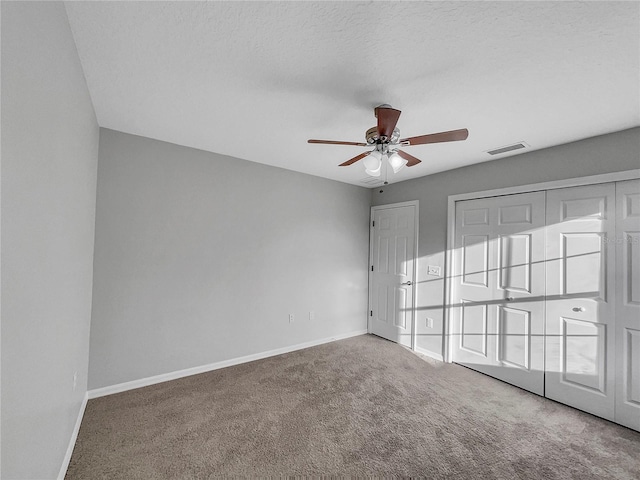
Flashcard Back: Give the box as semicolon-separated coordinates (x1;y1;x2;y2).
400;128;469;146
375;106;401;139
308;139;368;147
397;150;422;167
339;151;370;167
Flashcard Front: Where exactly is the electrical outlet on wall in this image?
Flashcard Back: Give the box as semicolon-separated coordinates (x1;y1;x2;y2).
289;314;295;323
426;318;434;329
72;371;78;392
309;311;315;321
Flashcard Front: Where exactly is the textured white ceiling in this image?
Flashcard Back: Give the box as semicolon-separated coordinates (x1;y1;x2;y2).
64;1;640;186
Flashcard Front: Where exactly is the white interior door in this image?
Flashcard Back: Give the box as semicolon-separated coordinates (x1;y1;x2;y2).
615;179;640;430
545;183;616;420
370;203;416;348
451;192;546;395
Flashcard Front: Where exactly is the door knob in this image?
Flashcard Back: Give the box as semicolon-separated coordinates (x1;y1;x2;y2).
401;281;413;286
572;307;585;312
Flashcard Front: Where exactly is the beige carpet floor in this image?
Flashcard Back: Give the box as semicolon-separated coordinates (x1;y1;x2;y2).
66;334;640;479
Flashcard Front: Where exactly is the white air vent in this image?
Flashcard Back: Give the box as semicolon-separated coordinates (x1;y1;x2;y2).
359;177;384;186
486;142;529;156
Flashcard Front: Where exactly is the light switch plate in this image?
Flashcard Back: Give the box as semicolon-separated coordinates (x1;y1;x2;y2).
427;265;441;276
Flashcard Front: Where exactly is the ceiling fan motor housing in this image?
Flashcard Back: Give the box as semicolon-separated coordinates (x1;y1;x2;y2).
366;126;400;145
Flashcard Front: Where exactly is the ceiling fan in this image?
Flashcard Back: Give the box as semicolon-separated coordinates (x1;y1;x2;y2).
308;104;469;177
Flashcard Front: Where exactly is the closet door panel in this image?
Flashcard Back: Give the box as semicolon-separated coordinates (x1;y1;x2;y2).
451;192;545;395
615;179;640;431
545;183;616;421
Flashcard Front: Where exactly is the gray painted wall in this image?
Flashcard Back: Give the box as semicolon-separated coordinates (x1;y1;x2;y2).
1;2;99;478
372;127;640;357
89;129;370;390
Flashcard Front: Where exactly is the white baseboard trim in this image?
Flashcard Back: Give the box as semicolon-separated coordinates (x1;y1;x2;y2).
88;329;369;400
414;346;444;362
57;392;88;480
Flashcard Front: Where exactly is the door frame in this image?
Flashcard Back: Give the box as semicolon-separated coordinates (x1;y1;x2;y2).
444;169;640;362
369;200;420;350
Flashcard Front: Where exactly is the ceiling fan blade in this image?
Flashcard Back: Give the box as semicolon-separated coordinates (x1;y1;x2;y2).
308;139;368;147
400;128;469;146
375;106;401;139
339;151;370;167
397;150;422;167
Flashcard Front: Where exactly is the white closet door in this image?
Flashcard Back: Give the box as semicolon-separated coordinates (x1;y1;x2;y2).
615;179;640;430
451;192;546;395
545;183;616;420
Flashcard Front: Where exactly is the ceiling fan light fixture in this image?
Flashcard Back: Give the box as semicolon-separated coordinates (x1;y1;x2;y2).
363;150;382;176
365;167;382;177
388;152;407;173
